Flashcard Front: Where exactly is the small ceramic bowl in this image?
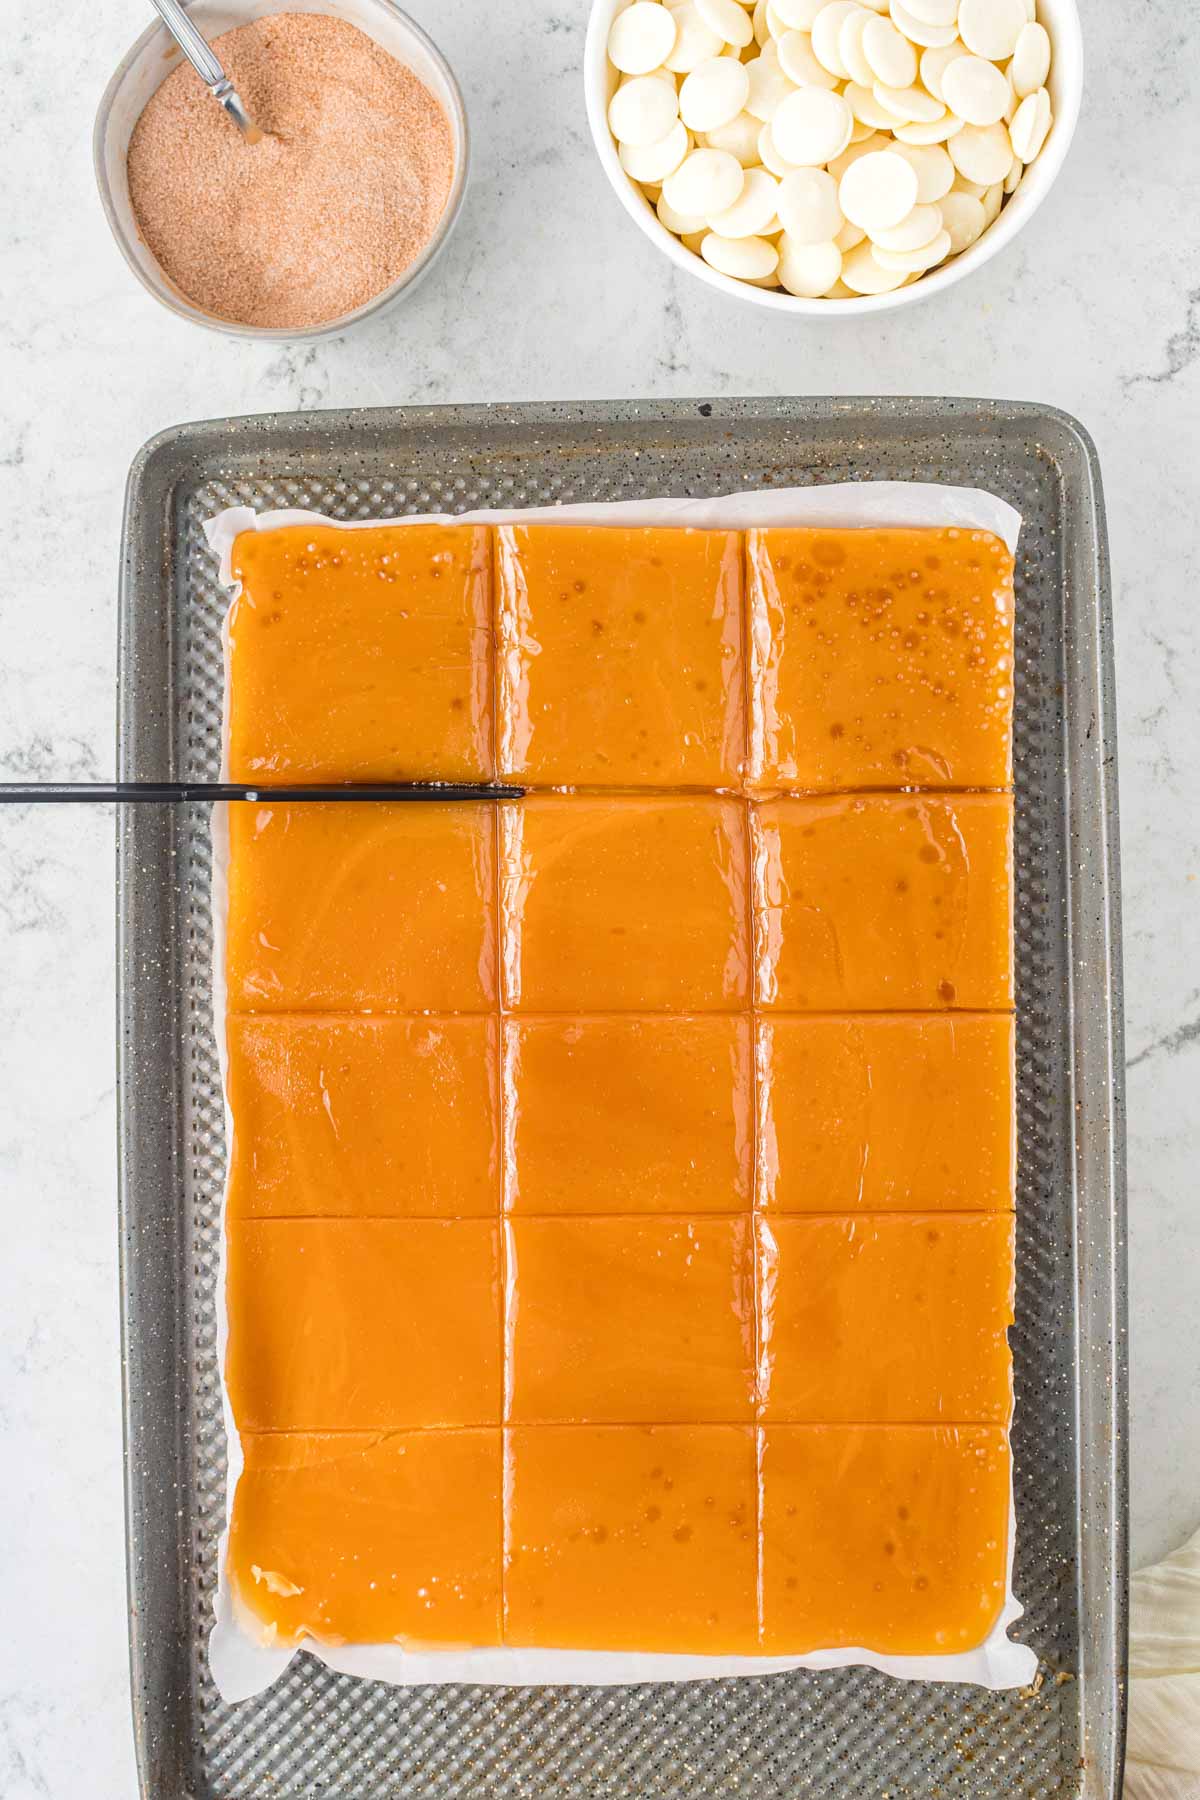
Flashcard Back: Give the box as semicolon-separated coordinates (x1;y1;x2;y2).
94;0;469;341
584;0;1081;316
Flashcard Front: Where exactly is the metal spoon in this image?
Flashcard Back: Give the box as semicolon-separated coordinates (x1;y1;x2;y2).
148;0;266;142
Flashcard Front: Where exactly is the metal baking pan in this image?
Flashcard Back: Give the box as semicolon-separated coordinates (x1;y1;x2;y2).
116;398;1126;1800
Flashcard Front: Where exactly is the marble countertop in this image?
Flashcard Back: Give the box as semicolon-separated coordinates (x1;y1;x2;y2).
1;0;1197;1793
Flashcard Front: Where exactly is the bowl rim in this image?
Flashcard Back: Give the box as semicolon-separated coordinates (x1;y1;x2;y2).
583;0;1082;317
93;0;470;342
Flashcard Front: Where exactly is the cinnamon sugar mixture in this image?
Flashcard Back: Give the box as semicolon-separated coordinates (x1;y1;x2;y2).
127;14;455;330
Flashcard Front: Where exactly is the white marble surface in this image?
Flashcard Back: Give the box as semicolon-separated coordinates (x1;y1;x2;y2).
0;0;1197;1793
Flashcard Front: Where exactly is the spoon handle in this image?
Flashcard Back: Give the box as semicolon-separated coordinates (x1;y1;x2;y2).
148;0;226;88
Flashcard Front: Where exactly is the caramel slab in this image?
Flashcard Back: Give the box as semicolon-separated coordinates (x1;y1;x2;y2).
226;1219;501;1430
496;524;745;786
759;1425;1010;1654
502;795;750;1011
504;1015;752;1213
759;1214;1014;1423
224;801;497;1012
505;1216;755;1422
504;1425;758;1652
747;526;1015;790
229;1429;502;1648
759;1013;1014;1211
753;793;1013;1010
227;523;493;783
227;1015;499;1218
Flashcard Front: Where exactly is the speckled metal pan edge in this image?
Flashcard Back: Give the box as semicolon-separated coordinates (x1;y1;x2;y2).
115;397;1127;1800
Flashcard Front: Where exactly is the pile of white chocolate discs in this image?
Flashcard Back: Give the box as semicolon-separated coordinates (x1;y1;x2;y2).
604;0;1053;297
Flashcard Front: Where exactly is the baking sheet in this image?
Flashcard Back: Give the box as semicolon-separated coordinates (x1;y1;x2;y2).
204;480;1030;1703
117;397;1126;1800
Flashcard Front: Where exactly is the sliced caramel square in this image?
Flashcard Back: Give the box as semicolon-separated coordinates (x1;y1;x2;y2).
226;1219;502;1430
506;1216;755;1423
227;523;493;783
504;1425;758;1652
759;1014;1014;1212
227;1015;499;1218
496;524;745;786
502;795;750;1011
747;526;1014;790
753;793;1013;1011
225;801;497;1012
760;1425;1011;1654
504;1015;752;1214
228;1429;502;1648
759;1213;1014;1423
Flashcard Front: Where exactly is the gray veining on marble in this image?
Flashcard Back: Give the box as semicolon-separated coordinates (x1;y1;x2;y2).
0;1;1197;1795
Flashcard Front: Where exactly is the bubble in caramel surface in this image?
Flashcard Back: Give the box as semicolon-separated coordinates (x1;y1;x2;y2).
221;520;1017;1658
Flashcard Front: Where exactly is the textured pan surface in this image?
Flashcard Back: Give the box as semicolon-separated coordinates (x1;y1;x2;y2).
116;399;1126;1800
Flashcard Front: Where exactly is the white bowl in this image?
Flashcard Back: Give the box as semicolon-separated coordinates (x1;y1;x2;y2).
95;0;469;341
584;0;1081;316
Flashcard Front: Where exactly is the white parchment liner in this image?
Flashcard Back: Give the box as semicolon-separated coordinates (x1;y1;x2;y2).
203;482;1037;1703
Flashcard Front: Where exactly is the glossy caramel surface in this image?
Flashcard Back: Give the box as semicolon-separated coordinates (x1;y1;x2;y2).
225;801;497;1012
503;1015;753;1213
496;525;744;786
228;524;493;783
229;1430;502;1648
505;1426;758;1652
753;792;1013;1010
747;526;1014;790
223;523;1017;1659
759;1013;1014;1211
223;521;1012;797
506;1217;756;1423
227;1015;499;1218
759;1214;1015;1423
759;1426;1011;1654
226;1219;502;1430
501;795;750;1011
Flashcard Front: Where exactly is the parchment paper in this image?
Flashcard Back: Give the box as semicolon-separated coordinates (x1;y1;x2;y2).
204;481;1036;1704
